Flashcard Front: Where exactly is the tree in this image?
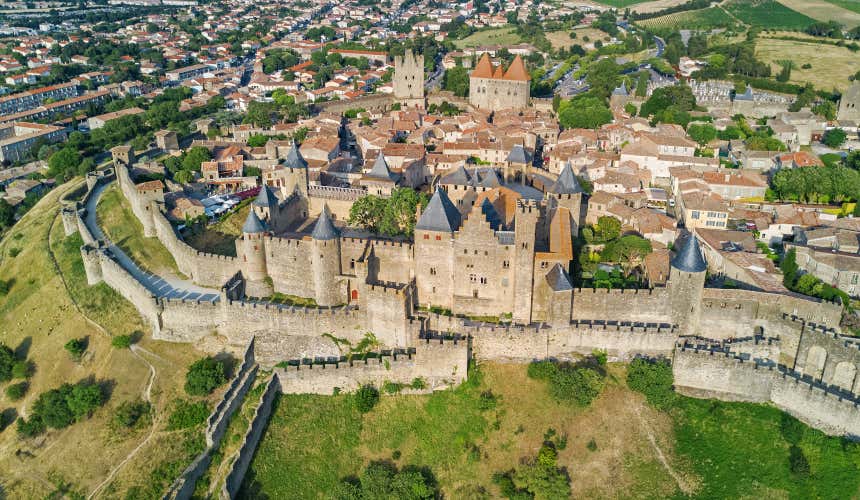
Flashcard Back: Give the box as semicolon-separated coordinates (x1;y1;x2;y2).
47;147;81;179
182;146;211;172
812;100;837;120
348;195;386;233
247;134;270;147
114;400;150;428
185;357;227;396
0;343;16;381
585;58;620;100
558;96;612;130
443;65;470;97
335;461;436;499
111;335;133;349
781;248;798;288
823;128;847;148
687;123;717;146
640;85;696;119
6;381;28;401
594;216;621;242
67;382;104;421
174;169;194;185
64;338;86;361
354;384;379;413
0;199;14;228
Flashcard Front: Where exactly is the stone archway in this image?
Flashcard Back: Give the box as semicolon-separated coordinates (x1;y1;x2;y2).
833;361;857;391
804;345;827;380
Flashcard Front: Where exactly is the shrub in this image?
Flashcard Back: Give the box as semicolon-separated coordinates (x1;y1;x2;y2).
626;358;676;410
382;380;404;394
11;360;33;379
184;357;227;396
64;338;87;361
527;360;558;380
27;381;105;434
8;247;20;257
548;365;604;407
410;377;427;390
0;279;9;296
335;461;436;498
17;416;45;438
354;385;379;413
114;400;151;428
478;390;498;410
111;335;133;349
587;438;598;451
167;399;209;430
789;445;810;476
5;381;28;401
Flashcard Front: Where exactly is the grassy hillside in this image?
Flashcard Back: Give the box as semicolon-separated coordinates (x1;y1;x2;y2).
724;0;816;30
0;182;205;498
242;363;860;499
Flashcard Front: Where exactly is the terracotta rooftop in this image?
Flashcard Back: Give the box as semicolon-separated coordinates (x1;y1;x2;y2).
503;55;530;81
471;53;493;78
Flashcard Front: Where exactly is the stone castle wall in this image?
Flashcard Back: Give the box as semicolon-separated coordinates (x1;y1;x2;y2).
673;346;860;436
571;287;671;323
116;163;242;287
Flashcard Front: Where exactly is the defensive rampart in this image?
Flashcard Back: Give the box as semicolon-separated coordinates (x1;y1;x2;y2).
673;346;860;437
166;341;258;500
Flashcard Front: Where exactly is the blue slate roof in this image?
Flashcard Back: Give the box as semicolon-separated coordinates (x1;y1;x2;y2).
311;205;340;240
242;209;267;233
282;141;308;169
549;163;583;194
546;263;573;291
416;187;461;233
612;81;628;96
672;234;707;273
253;185;279;208
365;153;397;182
506;144;530;165
479;198;502;230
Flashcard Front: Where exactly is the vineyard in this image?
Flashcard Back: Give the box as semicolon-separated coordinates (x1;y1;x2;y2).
636;7;737;30
724;0;816;29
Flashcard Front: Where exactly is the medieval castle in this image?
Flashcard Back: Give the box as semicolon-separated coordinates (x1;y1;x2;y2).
52;48;860;440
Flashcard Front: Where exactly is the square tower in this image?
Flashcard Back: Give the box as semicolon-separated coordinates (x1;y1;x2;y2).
393;49;425;109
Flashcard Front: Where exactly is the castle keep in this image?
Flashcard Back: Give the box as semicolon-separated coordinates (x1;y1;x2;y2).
469;53;531;112
392;49;425;109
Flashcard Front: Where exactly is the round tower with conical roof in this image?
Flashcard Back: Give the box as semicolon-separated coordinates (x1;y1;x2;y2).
310;205;343;306
668;233;707;335
239;210;273;298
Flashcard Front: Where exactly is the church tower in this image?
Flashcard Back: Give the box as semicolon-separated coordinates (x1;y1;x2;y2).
668;234;707;336
393;49;425;109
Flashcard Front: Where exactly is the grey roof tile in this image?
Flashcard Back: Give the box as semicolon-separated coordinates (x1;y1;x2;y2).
672;234;707;273
546;263;573;291
506;144;530;165
242;209;267;233
282;141;308;169
549;162;583;194
311;205;340;240
416;187;461;233
253;185;279;207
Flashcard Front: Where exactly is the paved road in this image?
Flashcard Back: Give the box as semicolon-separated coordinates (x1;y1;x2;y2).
84;180;220;302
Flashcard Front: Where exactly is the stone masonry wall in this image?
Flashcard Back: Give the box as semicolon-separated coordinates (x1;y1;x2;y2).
221;373;281;500
673;347;860;436
571;288;671;323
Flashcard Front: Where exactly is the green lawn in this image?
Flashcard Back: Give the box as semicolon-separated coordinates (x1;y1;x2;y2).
725;0;816;29
96;184;180;274
453;27;522;49
239;363;860;498
824;0;860;14
671;398;860;498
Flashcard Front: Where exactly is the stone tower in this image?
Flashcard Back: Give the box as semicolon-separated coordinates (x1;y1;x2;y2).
469;53;531;112
239;210;273;298
512;199;539;324
545;162;584;237
393;49;425;109
414;187;461;309
280;141;309;198
310;205;343;307
837;81;860;122
668;234;707;335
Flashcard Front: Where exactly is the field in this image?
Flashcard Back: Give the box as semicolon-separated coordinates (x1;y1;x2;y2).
453;27;522;49
0;182;206;498
755;37;860;91
724;0;816;30
240;363;860;498
96;184;180;275
546;28;611;50
778;0;860;27
636;7;737;30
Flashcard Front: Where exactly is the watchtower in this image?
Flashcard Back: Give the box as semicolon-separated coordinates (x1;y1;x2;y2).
393;49;425;109
668;234;707;335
